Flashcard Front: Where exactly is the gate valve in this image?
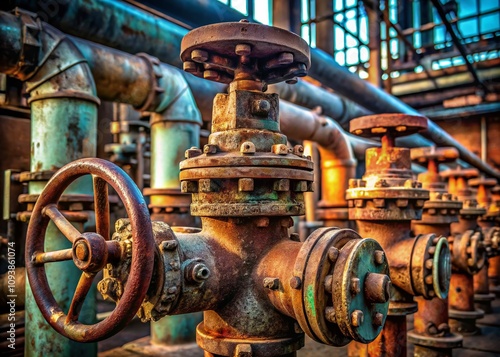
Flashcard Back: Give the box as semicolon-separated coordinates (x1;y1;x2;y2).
469;177;500;256
347;114;451;301
411;147;463;226
178;21;392;354
440;167;487;274
25;158;156;342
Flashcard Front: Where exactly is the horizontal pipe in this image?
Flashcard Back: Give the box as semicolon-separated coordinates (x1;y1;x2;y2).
0;0;371;124
115;0;499;179
2;3;496;177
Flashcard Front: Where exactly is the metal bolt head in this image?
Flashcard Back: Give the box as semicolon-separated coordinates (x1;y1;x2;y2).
240;141;256;154
425;259;433;269
235;43;252;56
325;306;336;323
203;144;217;154
192;263;210;282
351;277;361;295
234;343;252;357
203;70;219;81
183;61;198;73
239;178;254;192
278;52;294;65
373;312;384;326
185;147;202;159
161;240;178;251
290;276;302;289
328;246;339;263
252;99;271;116
191;49;209;62
374;250;385;265
263;277;280;290
293;145;304;156
351;310;364;327
272;144;289;155
324;275;333;293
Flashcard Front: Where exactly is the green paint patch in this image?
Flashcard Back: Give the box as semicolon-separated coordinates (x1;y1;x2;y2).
306;284;316;317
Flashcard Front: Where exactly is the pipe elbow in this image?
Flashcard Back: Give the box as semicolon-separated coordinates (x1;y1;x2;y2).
0;11;98;103
152;64;202;124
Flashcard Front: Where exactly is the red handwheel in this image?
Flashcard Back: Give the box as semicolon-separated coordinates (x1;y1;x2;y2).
25;158;155;342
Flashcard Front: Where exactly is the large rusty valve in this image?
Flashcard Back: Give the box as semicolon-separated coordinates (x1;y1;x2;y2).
25;158;155;342
347;114;451;299
181;20;310;85
469;176;500;256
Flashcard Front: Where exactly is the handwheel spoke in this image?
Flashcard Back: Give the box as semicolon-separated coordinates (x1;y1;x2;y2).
32;248;73;265
66;272;96;322
43;204;82;243
93;176;110;240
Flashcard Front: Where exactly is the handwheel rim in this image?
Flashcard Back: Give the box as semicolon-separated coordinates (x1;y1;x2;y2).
26;158;155;342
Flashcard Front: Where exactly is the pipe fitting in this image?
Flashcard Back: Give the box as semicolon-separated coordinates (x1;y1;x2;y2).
257;227;391;346
451;229;486;275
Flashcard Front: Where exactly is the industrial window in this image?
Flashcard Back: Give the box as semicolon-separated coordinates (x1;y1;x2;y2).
217;0;273;25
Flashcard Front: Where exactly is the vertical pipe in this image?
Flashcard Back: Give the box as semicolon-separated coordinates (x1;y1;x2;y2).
26;66;98;355
481;116;487;162
149;109;202;344
367;0;382;87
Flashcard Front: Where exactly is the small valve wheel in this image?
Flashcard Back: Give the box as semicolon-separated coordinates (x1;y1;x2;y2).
180;20;310;85
411;147;459;166
25;158;155;342
350;114;428;139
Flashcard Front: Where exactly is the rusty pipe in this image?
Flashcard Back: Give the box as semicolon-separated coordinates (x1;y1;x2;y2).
4;0;498;178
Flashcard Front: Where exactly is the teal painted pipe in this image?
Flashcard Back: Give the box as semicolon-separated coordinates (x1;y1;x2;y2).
149;108;203;343
0;13;99;356
150;120;201;191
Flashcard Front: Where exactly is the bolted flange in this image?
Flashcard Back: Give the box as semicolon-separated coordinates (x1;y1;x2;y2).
292;227;391;346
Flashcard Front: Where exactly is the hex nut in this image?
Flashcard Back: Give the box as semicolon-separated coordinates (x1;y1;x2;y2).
185;147;202;159
235;43;252;56
240;141;256;154
373;312;384;326
328;246;339;263
290;276;302;289
325;307;336;323
272;144;289;155
203;144;217;154
351;310;364;327
191;49;209;62
252;99;271;116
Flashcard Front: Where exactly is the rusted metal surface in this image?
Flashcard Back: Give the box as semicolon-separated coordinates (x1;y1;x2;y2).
439;167;488;334
177;22;392;356
346;114;452;357
180;20;310;85
25;158;156;342
409;146;464;356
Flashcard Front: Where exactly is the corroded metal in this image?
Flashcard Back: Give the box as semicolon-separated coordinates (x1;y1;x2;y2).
469;177;500;313
177;22;390;356
409;147;463;356
346;114;452;357
440;167;487;334
489;185;500;297
24;21;392;356
25;159;156;342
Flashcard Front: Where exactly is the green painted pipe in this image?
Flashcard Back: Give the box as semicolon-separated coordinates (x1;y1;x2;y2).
0;13;99;356
149;108;203;344
27;41;99;357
